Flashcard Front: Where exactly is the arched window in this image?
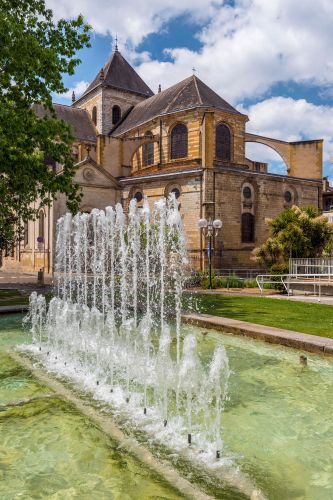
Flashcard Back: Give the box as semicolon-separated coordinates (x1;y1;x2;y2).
24;222;29;247
216;123;231;161
284;191;292;203
143;132;154;166
241;213;255;243
92;106;97;125
38;210;45;240
243;186;252;199
170;123;188;159
112;105;121;125
143;142;154;166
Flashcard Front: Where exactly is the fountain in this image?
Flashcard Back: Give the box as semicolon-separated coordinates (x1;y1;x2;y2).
24;194;231;465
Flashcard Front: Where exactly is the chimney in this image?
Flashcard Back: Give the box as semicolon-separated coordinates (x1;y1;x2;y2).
158;84;161;93
72;91;76;103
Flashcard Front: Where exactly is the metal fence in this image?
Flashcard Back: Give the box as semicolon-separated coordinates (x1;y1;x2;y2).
289;258;333;276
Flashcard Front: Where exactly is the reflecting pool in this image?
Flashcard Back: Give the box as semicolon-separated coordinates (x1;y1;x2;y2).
1;313;333;499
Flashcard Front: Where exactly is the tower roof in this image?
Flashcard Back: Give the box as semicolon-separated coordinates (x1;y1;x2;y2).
79;50;154;100
111;75;243;136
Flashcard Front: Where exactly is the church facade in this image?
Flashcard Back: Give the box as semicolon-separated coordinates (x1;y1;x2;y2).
4;49;323;273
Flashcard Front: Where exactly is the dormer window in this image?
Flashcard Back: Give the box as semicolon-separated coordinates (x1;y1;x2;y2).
112;105;121;125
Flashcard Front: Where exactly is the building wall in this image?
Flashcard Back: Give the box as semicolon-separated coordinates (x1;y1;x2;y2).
121;172;203;265
211;169;321;268
128;108;249;178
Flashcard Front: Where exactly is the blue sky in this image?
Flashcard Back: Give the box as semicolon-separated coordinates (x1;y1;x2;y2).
48;0;333;180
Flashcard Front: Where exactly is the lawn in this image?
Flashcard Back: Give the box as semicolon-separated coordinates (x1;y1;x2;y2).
0;289;29;307
186;293;333;339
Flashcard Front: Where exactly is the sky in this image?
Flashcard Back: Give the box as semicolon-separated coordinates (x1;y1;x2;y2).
46;0;333;180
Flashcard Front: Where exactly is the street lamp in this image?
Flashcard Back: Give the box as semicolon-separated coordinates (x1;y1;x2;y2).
198;218;223;289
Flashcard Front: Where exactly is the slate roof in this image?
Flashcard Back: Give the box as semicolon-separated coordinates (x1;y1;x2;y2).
111;75;242;137
80;50;154;99
33;103;97;143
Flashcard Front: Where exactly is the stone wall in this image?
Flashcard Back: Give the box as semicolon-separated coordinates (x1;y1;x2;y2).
211;168;322;268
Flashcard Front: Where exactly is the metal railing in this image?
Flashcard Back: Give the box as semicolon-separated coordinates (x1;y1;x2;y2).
256;274;288;294
289;258;333;276
214;268;264;279
256;273;333;300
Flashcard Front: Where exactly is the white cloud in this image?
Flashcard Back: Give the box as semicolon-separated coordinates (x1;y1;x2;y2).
45;0;218;46
133;0;333;102
46;0;333;102
53;81;89;102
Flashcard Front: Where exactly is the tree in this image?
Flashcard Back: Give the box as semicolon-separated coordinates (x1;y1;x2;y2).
0;0;90;251
253;205;333;269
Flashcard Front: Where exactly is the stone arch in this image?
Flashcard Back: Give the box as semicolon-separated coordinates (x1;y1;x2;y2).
245;133;290;173
130;134;159;171
245;133;323;179
119;134;159;170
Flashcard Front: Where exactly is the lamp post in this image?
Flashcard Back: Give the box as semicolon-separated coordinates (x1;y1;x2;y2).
198;218;223;289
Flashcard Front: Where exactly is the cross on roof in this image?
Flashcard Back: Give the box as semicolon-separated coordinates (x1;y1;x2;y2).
115;35;118;52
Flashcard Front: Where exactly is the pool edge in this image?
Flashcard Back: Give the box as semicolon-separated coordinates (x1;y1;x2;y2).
182;313;333;356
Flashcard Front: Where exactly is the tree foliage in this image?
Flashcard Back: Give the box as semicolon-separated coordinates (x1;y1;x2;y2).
0;0;90;250
253;205;333;269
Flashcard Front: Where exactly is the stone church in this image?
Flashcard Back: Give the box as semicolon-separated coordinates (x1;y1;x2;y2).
5;48;323;274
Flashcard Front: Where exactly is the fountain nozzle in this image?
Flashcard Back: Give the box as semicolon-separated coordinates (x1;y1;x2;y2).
164;419;167;427
126;396;130;403
216;450;220;459
144;407;147;415
188;433;192;445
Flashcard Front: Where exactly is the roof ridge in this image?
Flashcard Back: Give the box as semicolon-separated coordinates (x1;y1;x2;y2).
164;76;193;113
192;75;203;105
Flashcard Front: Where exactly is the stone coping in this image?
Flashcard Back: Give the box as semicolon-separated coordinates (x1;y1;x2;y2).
182;313;333;356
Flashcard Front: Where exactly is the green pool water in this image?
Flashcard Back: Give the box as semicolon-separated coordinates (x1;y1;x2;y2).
0;315;183;500
1;314;333;500
188;324;333;500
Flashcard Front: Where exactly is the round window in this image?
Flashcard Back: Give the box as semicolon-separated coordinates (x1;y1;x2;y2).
284;191;292;203
171;187;180;199
243;186;252;199
134;191;143;203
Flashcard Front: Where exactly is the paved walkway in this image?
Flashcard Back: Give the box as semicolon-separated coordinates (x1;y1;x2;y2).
183;313;333;356
0;270;53;294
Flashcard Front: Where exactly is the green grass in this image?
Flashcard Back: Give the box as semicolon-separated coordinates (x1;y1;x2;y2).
0;289;29;306
0;290;20;298
186;293;333;339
